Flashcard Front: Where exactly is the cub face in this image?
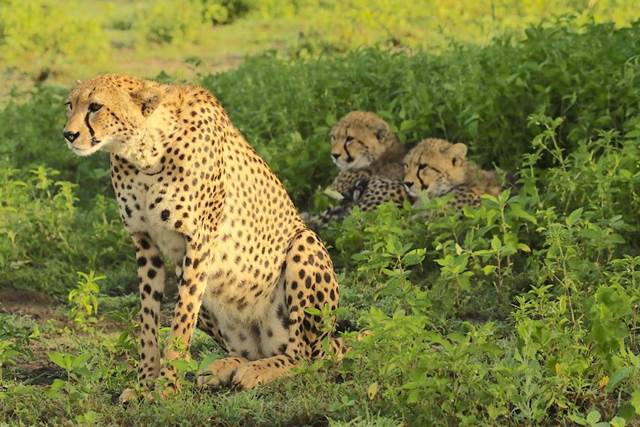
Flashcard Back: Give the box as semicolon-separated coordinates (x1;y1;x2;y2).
403;138;468;198
63;75;164;170
329;111;395;170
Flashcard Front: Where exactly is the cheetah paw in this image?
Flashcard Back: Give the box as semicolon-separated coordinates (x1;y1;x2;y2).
229;364;268;390
196;357;248;389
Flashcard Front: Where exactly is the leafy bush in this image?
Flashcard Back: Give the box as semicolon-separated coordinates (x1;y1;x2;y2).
0;0;110;79
203;20;640;206
0;165;132;297
133;0;251;45
323;113;640;425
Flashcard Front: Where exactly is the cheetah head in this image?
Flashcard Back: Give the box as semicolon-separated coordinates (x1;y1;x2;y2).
63;74;166;171
329;111;398;170
403;138;468;198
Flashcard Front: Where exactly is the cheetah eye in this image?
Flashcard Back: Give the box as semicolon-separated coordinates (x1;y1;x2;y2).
418;163;428;171
345;136;354;145
65;101;72;111
88;102;103;113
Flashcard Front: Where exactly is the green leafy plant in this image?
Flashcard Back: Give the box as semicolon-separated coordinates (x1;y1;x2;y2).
67;271;104;329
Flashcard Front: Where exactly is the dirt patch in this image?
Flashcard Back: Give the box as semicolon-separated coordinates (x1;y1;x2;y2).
0;289;57;320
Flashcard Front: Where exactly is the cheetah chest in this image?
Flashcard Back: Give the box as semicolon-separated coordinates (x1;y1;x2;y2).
120;183;187;267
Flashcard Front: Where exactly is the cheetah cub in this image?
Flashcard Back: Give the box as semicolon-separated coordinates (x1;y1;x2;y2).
63;74;343;400
304;111;409;229
329;110;406;178
403;138;502;209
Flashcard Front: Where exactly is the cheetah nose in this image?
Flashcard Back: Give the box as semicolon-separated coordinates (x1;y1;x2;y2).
403;181;414;188
63;131;80;143
331;153;340;160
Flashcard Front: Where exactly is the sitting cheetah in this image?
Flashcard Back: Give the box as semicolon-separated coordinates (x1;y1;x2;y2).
62;74;343;399
403;138;502;208
302;112;409;229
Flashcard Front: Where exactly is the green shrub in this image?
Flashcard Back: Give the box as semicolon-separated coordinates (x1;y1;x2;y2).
0;165;132;297
328;116;640;424
203;20;640;207
133;0;251;45
0;0;110;79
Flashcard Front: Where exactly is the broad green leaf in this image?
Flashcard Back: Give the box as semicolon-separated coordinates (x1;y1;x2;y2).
510;203;537;224
586;410;601;424
605;367;631;392
631;390;640;415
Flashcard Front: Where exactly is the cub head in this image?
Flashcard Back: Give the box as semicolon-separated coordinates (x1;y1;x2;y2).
403;138;468;198
63;74;164;170
329;111;398;170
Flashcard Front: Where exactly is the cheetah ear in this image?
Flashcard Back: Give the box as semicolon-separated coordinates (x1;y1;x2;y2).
75;79;82;85
448;143;468;166
375;127;387;141
130;84;163;117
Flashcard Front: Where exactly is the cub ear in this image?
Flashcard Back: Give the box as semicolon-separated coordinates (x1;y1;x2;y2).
448;143;468;166
130;84;163;117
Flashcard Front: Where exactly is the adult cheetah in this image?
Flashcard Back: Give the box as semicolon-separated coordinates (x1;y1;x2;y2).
63;74;343;400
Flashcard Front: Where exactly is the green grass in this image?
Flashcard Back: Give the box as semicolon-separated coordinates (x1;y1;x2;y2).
1;13;640;427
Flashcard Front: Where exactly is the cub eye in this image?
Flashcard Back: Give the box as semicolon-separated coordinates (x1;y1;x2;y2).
345;136;354;145
88;102;103;113
418;163;428;171
65;101;72;110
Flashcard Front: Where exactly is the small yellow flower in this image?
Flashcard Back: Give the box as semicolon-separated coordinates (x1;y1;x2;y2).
598;376;609;389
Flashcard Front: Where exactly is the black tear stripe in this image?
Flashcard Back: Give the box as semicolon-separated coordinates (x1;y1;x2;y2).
84;111;95;138
417;170;427;190
343;141;354;163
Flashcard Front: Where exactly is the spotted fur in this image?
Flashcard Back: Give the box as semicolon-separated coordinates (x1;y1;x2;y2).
303;174;409;230
63;74;344;399
403;138;502;209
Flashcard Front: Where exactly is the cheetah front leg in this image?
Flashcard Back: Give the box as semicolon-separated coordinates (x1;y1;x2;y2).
157;237;210;393
119;233;166;403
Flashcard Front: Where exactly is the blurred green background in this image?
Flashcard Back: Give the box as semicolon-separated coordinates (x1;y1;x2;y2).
2;0;639;93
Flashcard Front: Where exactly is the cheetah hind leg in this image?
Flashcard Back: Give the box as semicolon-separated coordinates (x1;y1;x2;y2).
233;230;343;390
